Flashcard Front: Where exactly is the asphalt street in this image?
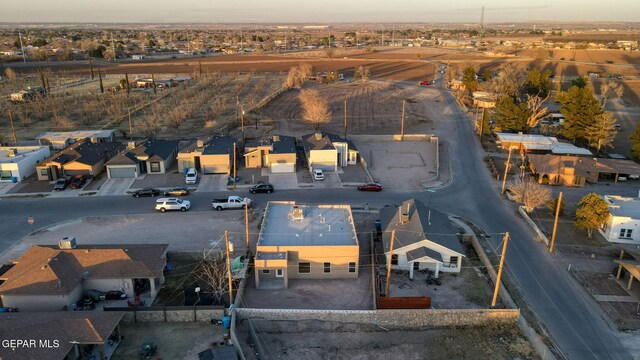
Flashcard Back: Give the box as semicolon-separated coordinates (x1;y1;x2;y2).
0;68;634;359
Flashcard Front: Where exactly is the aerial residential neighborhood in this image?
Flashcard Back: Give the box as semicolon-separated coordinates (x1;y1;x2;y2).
1;2;640;360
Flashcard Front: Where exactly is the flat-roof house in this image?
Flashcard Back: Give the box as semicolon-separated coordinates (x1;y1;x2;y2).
105;139;179;178
380;199;465;279
472;91;496;108
0;312;124;360
0;243;168;311
600;195;640;244
496;132;593;156
528;154;640;186
177;135;236;174
254;201;359;289
36;129;116;150
244;135;297;173
0;146;50;182
35;140;123;181
301;132;359;172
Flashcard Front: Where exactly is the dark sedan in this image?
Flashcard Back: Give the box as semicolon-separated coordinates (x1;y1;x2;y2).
164;187;190;196
249;183;274;194
357;182;383;192
128;188;160;197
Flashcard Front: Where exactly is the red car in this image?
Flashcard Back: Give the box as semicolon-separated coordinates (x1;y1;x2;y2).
357;182;383;192
69;175;86;189
419;81;431;86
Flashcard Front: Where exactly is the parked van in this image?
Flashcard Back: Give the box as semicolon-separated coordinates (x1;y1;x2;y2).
185;168;197;185
155;198;191;212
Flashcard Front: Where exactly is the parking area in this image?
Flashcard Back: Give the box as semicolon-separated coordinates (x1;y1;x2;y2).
353;137;438;191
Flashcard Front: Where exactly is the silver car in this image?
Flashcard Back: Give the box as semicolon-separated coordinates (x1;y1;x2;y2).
155;198;191;212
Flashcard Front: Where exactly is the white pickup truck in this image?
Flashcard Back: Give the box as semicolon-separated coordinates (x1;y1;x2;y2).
211;195;252;211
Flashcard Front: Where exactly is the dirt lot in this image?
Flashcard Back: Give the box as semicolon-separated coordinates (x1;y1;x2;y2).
236;319;538;360
111;322;226;360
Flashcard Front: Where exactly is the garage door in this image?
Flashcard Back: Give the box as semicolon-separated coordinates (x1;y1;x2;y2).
202;164;228;174
108;167;136;178
311;162;335;172
270;163;295;173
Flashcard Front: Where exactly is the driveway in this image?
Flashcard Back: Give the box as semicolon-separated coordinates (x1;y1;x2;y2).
0;182;20;195
97;178;135;196
311;171;341;188
197;174;228;192
267;172;298;190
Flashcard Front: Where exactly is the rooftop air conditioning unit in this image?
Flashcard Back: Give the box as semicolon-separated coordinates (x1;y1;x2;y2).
196;139;204;148
7;148;17;157
58;236;77;249
291;206;304;220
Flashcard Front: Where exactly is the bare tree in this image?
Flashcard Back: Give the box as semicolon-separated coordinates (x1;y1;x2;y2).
195;251;229;304
284;63;314;89
600;80;623;108
525;94;550;129
485;62;526;100
507;176;551;213
299;89;332;131
15;107;32;128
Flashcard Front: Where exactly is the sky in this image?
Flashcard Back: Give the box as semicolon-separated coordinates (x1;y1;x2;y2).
2;0;639;23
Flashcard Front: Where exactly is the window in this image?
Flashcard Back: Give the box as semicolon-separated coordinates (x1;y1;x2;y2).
0;170;12;181
261;269;270;274
348;262;356;273
298;262;310;274
323;262;331;274
150;162;161;172
40;168;48;177
449;256;459;268
619;229;632;238
391;255;398;265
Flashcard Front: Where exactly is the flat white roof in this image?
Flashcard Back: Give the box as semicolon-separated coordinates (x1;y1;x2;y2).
258;201;358;247
496;132;592;155
496;132;553;145
604;195;640;219
36;130;115;142
0;146;47;163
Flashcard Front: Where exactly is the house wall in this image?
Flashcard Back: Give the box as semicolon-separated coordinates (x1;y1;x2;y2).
0;146;50;181
145;149;176;174
385;240;463;276
177;152;199;173
0;284;83;311
64;159;105;176
268;153;296;166
601;215;640;244
244;150;263;168
309;149;337;172
83;278;135;297
257;245;359;279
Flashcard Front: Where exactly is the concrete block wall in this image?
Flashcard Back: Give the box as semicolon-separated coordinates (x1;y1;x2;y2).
236;308;519;328
117;308;225;323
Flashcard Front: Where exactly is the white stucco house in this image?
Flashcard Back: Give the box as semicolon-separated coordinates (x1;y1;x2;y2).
0;146;50;182
380;199;465;279
600;195;640;244
301;132;359;172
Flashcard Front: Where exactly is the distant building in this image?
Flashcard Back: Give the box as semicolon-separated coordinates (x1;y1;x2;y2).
0;146;50;182
254;201;359;289
105;139;179;178
244;135;297;173
600;195;640;244
36;129;116;150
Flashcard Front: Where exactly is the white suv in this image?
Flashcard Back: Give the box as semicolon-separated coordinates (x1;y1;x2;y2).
185;168;197;184
155;198;191;212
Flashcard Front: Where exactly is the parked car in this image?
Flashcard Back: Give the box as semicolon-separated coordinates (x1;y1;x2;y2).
212;196;251;211
69;175;86;189
357;182;383;192
185;168;197;185
155;198;191;212
313;169;324;181
419;81;431;86
105;290;125;300
85;289;106;302
615;124;622;130
53;177;70;191
164;187;190;196
249;183;274;194
128;188;160;197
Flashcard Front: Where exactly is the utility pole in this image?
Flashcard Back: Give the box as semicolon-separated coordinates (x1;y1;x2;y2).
235;96;239;121
124;73;130;96
8;109;18;146
111;32;116;61
18;31;26;63
233;143;237;190
241;108;245;132
479;107;486;139
98;70;104;94
344;100;348;139
245;198;250;250
491;232;510;308
128;108;133;141
400;99;406;141
89;58;94;80
225;230;234;306
549;192;563;253
501;146;513;194
385;230;396;297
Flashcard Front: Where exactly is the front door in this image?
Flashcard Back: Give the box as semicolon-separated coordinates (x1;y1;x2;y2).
276;269;284;278
413;262;420;271
194;156;201;171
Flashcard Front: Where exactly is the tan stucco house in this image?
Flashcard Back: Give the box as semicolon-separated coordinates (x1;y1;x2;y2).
0;243;168;311
380;199;465;279
35;140;123;181
254;201;359;289
528;154;640;186
244;135;297;173
301;132;358;172
177;135;236;174
105;139;179;178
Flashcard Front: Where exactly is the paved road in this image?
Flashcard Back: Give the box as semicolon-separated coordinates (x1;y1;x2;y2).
0;67;633;359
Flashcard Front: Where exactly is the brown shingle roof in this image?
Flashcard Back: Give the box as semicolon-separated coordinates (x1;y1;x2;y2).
528;154;640;176
0;244;167;296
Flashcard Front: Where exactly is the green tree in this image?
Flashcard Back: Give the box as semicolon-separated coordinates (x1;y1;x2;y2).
575;193;609;238
462;66;479;94
630;125;640;161
493;96;529;132
525;68;551;97
571;76;588;89
546;196;566;216
584;112;618;154
88;45;106;58
558;86;602;143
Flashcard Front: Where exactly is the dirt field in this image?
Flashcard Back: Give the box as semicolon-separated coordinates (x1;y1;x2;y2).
262;80;429;136
237;320;538;360
111;322;226;360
